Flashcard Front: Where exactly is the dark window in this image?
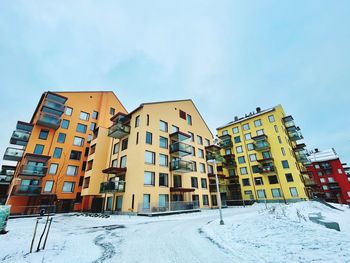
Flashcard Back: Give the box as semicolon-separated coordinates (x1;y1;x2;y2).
191;177;198;188
174;175;182;188
34;144;44;155
121;138;128;151
90;122;96;131
92;111;99;120
84;147;89;157
254;177;264;185
211;195;217;206
61;119;70;129
136;132;139;144
282;160;289;169
146;114;150;126
110;107;115;115
78;177;84;187
202;195;209;206
179;110;186;120
76;123;87;134
57;133;66;143
146;132;152;145
252;165;260;173
242;178;250;186
268;175;279;184
53;147;62;158
82;161;87;171
75;192;82;203
70;150;82;161
39;130;49;140
159;173;168;187
234;136;241;143
285;173;294;182
187;114;192;125
201;178;207;188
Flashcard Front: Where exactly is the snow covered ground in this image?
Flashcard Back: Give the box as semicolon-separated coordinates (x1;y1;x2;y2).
1;201;349;263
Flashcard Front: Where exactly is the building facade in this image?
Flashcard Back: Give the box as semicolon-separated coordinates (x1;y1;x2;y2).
216;105;308;202
1;91;126;214
81;100;215;213
306;148;350;203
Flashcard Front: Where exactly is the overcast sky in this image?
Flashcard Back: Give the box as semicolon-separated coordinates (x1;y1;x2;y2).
0;0;349;165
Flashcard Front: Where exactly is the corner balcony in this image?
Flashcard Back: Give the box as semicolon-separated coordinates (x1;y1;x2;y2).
108;122;130;139
100;181;126;193
209;183;227;193
283;115;296;128
170;131;191;142
3;147;24;162
218;134;233;148
19;164;47;177
253;135;270;151
170;159;193;173
42;98;65;113
170;142;192;157
12;185;42;196
10;130;31;146
37;112;61;129
0;175;13;184
223;154;236;168
287;129;303;141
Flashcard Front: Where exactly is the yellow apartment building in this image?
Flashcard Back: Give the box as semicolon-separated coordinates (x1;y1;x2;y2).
81;99;215;214
216;105;308;203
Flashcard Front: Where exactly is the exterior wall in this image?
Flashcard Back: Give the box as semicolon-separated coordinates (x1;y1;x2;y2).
6;91;126;214
217;105;308;202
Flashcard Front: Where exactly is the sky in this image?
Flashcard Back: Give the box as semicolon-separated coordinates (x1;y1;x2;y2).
0;0;349;164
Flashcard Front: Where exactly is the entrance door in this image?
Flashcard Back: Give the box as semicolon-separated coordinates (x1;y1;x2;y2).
91;197;103;213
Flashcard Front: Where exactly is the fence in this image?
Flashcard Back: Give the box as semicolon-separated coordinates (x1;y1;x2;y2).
138;201;200;214
10;205;56;216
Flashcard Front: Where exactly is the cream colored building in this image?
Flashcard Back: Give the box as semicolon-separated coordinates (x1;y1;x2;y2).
81;100;215;213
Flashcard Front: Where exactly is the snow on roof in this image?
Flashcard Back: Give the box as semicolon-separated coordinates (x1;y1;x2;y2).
308;148;339;162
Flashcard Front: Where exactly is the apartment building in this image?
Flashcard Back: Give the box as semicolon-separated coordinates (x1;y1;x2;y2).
1;91;126;214
216;105;308;202
307;148;350;203
81;99;214;213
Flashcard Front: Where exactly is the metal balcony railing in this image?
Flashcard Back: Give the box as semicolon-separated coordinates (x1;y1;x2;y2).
170;159;193;173
100;181;126;193
4;147;24;161
12;185;42;196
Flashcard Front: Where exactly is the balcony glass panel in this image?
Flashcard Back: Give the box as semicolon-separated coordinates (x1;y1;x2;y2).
0;175;13;184
288;130;303;141
20;165;47;177
43;99;65;113
16;121;33;133
37;112;61;129
254;140;270;151
100;181;126;193
220;139;233;148
42;106;64;117
283;116;295;128
108;122;131;139
170;159;193;173
4;147;24;161
170;142;192;157
12;185;42;196
10;130;30;146
46;92;67;104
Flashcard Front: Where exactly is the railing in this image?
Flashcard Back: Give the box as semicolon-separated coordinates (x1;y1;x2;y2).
209;184;228;193
295;151;309;164
220;139;233;148
254;141;270;151
4;147;24;161
108;122;130;139
12;185;42;196
100;181;126;193
170;142;192;156
0;175;13;184
138;201;200;214
20;165;47;177
10;130;30;145
283;116;295;128
288;130;303;141
37;112;61;129
43;98;65;112
9;205;56;215
170;159;193;172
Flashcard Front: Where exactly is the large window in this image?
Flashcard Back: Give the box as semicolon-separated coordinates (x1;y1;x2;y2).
113;143;119;154
159;154;168;166
62;182;75;193
67;165;78;176
236;146;243;153
57;133;66;143
238;156;246;164
198;149;204;158
39;130;49;140
34;144;44;155
159;194;169;207
249;154;257;162
268;115;275;123
44;181;54;192
73;136;85;147
159;136;168;148
135;115;140;127
285;173;294;182
159;173;168;187
271;188;281;198
53;147;62;158
160;120;168;132
76;123;87;133
191;177;198;188
242;178;250;186
240;167;248;175
289;187;298;197
48;163;58;175
187;114;192;125
144;171;155;186
79;111;90;121
254;119;262;127
145;151;155;164
197;135;203;145
143;194;150;209
70;150;82;161
174;175;182;188
232;127;239;134
146;132;152;145
243;123;250;131
61;119;70;129
234;136;241;143
247;143;254;151
257;189;266;198
245;133;251;140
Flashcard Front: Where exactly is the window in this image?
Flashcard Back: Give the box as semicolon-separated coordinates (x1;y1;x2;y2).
254;177;263;185
228;169;235;176
187;114;192;125
256;129;264;136
57;133;66;143
188;131;194;142
268;175;279;184
257;189;266;198
62;182;75;193
113;143;119;154
90;122;96;131
48;163;58;175
160;120;168;132
192;162;197;172
34;144;44;155
83;177;90;189
44;181;54;192
111;159;118;167
242;178;250;186
159;194;169;207
145;132;152;145
92;111;98;120
285;173;294;182
205;139;210;146
198;149;204;158
61;119;69;129
337;169;343;174
121;138;128;151
290;187;298;197
79;111;89;121
201;178;207;188
208;165;213;174
145;151;155;164
143;194;150;209
243;123;250;131
191;147;196;156
191;177;198;188
281;147;286;156
252;165;260;173
67;165;78;176
238;156;246;164
174;175;182;187
247;143;254;151
159;136;168;148
135;115;140;127
245;133;251;140
271;188;281;198
232;127;239;134
39;130;49;140
84;147;89;157
211;195;217;206
249;154;257;162
87;134;93;143
199;163;206;173
222;130;228;135
70;150;82;161
278;136;282;144
159;173;168;187
110;107;115;115
76;123;87;133
197;135;203;145
65;107;73;116
179;110;186;119
282;160;290;169
73;136;84;147
202;195;209;206
320;178;326;183
120;156;127;168
328;177;335;182
322;185;328;190
262;151;271;159
53;147;62;158
240;167;248;175
159;154;168;166
274;125;278;133
234;136;241;143
268;115;275;123
225;149;232;155
236;146;243;153
144;171;155;186
314;164;320;169
172;125;179;133
254;119;262;127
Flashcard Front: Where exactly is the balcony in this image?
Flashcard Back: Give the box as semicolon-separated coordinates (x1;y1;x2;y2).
227;177;241;190
37;112;61;129
169;131;191;142
12;185;42;196
253;135;270;151
10;130;31;146
0;175;13;184
170;159;193;173
287;129;303;141
108;122;131;139
42;98;65;113
253;163;275;174
328;182;341;191
19;164;47;177
304;178;317;187
223;154;236;168
100;181;126;193
205;145;221;161
209;183;227;193
283;115;296;128
3;147;24;161
218;134;233;148
295;151;309;164
170;142;192;157
320;163;332;171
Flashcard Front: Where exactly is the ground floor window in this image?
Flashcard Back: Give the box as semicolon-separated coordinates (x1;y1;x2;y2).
271;188;281;198
106;197;113;211
159;194;169;207
143;194;150;209
192;194;199;206
211;195;217;206
202;195;209;206
289;187;298;197
257;189;266;199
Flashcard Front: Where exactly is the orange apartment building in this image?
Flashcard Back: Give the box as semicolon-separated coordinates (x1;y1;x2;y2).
1;91;126;214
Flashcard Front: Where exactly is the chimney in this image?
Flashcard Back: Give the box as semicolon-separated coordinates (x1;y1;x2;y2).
234;116;238;121
256;107;261;113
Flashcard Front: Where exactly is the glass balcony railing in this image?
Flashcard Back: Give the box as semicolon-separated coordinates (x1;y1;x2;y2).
254;140;270;151
10;130;31;146
254;164;275;174
170;159;193;173
283;115;296;128
0;165;16;176
220;139;233;149
12;185;42;196
37;112;61;129
4;147;24;161
100;181;126;193
46;92;67;105
108;122;130;139
295;151;309;164
19;165;47;177
209;183;227;193
0;175;13;184
288;130;303;141
170;142;192;157
43;98;65;113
